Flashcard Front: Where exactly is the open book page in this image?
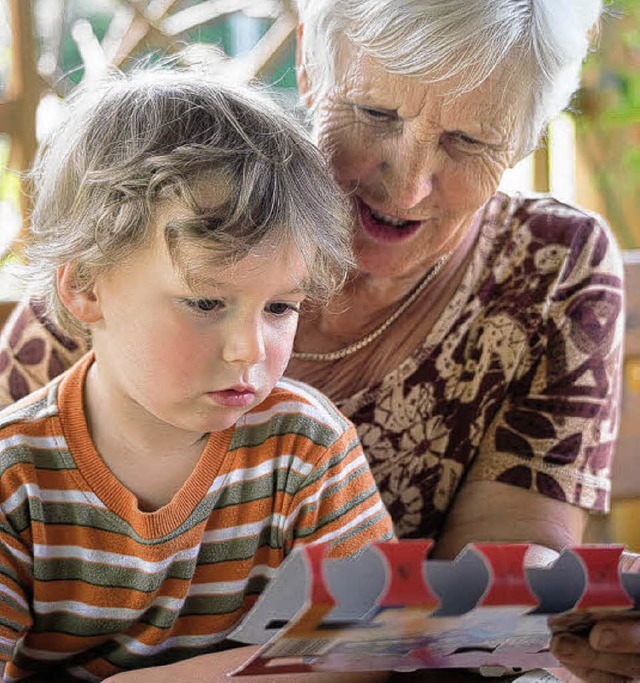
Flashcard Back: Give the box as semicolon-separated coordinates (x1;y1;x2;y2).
229;541;640;676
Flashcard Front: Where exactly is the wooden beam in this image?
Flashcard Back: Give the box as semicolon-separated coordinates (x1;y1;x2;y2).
5;0;40;257
110;0;182;67
162;0;255;36
250;11;297;81
532;140;550;194
0;101;20;136
71;18;109;82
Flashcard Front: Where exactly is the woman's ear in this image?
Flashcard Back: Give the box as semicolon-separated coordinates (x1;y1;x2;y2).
56;264;103;325
295;23;314;108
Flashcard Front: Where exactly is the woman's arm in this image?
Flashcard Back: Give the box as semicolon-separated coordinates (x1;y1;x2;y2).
0;299;87;406
436;485;640;683
432;479;588;560
432;207;622;562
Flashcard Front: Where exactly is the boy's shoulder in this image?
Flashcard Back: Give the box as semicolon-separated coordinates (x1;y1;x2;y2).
0;381;63;482
273;376;352;428
0;379;61;433
237;377;355;446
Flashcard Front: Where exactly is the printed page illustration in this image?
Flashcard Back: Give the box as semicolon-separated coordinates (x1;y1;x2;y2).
229;540;640;676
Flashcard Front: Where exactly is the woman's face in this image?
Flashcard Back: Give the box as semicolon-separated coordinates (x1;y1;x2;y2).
303;42;527;279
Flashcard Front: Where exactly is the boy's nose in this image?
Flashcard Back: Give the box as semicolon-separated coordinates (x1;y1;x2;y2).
222;319;266;366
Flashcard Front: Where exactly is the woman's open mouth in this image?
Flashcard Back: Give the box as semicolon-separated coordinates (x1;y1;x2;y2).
356;198;423;243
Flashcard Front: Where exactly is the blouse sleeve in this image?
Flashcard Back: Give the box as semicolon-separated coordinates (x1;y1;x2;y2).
0;299;88;407
467;204;624;514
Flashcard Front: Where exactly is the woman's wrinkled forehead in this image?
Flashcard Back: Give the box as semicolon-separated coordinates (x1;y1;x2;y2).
337;37;522;101
322;40;529;148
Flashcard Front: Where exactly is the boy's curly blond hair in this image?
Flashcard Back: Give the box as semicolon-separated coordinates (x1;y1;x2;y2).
24;64;353;336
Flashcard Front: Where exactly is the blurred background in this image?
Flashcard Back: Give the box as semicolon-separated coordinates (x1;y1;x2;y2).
0;0;639;547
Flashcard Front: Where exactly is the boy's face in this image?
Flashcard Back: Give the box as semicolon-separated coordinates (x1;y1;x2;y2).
88;196;308;439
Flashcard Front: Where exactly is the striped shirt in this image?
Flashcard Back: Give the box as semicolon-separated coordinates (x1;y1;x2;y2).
0;353;393;681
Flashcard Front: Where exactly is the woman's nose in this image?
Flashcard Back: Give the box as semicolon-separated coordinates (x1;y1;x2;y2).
385;169;434;211
222;318;266;366
381;135;438;211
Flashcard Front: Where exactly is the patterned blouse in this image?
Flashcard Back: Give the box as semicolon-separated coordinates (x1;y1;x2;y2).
0;193;625;540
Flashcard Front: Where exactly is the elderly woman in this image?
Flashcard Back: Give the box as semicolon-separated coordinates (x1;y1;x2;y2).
0;1;635;681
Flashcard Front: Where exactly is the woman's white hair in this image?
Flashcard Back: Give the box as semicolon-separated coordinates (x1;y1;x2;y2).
296;0;603;152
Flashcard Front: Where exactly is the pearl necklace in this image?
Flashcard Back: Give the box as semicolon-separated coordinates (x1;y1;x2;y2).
291;250;453;362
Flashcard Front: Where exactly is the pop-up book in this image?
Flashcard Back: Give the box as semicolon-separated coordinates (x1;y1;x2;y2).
228;541;640;676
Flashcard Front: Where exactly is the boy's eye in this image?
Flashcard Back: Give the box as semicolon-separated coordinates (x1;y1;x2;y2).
267;302;300;316
186;298;222;313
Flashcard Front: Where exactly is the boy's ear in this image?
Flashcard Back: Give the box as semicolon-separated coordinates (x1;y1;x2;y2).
56;264;103;325
295;23;314;108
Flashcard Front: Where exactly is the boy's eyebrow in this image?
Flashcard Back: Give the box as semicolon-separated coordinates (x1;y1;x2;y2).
278;286;308;296
184;274;308;296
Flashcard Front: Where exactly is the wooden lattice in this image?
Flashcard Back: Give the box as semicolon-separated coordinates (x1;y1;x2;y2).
0;0;297;261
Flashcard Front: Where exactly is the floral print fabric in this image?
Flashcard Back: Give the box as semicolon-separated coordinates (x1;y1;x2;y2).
0;194;624;540
335;194;624;538
0;300;89;404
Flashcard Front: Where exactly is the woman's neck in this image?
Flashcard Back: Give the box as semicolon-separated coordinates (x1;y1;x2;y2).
296;210;482;354
289;209;484;400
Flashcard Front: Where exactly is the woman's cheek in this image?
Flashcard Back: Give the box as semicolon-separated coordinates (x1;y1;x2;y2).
443;158;501;211
318;114;376;177
333;136;381;187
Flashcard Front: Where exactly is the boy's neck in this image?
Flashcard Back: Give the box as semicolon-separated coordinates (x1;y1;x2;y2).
83;361;209;511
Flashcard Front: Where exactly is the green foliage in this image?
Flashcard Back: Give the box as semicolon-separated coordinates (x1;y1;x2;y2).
0;137;21;228
576;0;640;247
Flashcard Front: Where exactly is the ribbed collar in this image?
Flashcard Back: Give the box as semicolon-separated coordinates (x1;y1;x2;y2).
57;352;234;539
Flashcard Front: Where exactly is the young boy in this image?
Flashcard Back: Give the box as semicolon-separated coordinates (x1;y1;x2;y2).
0;67;393;681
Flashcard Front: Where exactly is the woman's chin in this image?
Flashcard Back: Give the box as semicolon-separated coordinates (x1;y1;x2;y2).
352;219;441;279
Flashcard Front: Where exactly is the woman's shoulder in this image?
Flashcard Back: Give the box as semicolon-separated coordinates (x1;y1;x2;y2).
493;192;623;278
509;193;617;245
514;192;603;217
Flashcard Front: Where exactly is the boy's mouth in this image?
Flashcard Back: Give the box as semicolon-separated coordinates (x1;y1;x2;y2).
208;386;256;408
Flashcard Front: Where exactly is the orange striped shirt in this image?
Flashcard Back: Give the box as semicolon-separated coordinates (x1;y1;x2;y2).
0;353;393;680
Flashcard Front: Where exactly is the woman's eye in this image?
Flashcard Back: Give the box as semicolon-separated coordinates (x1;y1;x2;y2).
356;106;397;122
267;302;299;316
447;132;486;151
186;298;222;313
